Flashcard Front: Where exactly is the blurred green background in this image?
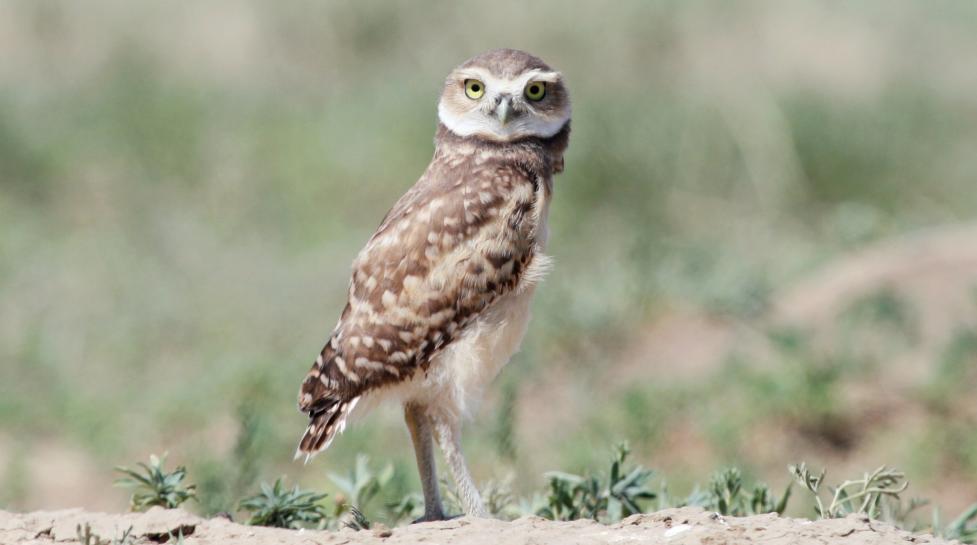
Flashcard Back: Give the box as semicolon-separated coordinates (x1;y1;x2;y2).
1;0;976;518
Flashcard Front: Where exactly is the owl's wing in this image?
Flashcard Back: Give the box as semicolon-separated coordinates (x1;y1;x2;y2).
296;159;547;457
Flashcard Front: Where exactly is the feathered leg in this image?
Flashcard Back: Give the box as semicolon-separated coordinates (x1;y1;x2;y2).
404;403;445;521
431;412;487;517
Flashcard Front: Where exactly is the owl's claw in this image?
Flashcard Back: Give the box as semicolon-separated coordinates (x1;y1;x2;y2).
411;511;451;524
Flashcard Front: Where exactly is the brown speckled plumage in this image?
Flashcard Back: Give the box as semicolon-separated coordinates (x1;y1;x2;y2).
297;124;569;452
295;49;570;519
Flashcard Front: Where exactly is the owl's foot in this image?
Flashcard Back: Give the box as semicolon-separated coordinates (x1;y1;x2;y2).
411;511;449;523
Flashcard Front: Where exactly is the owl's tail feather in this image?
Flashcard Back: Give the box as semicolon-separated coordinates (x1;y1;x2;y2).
295;396;360;463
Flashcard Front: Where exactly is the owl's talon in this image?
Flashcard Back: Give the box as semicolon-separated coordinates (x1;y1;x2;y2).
412;512;450;523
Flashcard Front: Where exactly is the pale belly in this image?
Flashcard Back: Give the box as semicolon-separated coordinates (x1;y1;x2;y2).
355;283;536;421
420;284;537;417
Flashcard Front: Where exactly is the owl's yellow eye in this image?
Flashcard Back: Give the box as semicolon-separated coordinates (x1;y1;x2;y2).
464;79;485;99
524;81;546;101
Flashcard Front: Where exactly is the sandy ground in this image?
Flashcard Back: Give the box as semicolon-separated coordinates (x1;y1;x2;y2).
0;506;957;545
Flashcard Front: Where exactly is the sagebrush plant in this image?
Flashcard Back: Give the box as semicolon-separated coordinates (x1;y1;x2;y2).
651;467;790;517
789;463;908;519
537;443;656;522
328;454;395;518
789;462;977;543
114;454;196;511
238;477;329;529
702;467;791;517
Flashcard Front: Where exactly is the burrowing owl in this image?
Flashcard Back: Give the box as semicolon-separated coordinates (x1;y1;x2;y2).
296;49;571;520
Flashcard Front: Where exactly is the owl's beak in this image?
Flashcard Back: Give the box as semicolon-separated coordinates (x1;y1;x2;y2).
495;97;512;125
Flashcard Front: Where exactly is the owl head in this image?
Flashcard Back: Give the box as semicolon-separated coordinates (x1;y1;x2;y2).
437;49;571;142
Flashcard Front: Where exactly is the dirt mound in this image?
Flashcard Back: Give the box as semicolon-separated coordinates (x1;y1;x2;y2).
0;506;955;545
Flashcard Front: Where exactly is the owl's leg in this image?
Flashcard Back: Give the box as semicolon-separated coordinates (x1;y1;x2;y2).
404;403;445;522
431;412;487;517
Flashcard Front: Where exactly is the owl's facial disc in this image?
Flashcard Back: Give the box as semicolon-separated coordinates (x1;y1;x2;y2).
438;67;570;142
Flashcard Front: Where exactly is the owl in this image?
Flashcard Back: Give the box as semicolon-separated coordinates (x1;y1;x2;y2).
296;49;571;520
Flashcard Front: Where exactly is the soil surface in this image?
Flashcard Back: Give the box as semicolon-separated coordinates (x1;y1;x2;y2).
0;506;957;545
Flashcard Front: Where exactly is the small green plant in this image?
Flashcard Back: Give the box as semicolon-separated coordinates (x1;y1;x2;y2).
76;524;135;545
537;443;655;522
115;454;196;511
790;463;908;519
537;470;593;521
939;502;977;543
654;468;790;516
605;443;657;520
238;477;329;529
328;454;394;517
704;467;791;516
